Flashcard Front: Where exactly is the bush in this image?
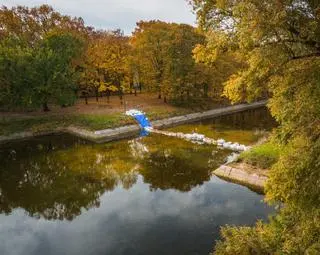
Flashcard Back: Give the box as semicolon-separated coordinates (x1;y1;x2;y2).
238;142;280;169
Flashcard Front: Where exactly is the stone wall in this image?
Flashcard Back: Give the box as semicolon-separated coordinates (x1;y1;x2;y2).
213;165;268;191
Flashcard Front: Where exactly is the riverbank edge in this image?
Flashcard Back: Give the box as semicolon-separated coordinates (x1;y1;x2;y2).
0;100;267;144
213;164;268;193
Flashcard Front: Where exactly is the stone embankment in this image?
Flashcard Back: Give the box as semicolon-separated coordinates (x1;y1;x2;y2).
0;100;267;144
213;163;268;191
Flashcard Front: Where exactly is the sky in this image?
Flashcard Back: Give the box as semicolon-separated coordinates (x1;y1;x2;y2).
2;0;197;34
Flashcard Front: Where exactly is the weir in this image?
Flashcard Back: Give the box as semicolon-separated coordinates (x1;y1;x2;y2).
125;109;250;152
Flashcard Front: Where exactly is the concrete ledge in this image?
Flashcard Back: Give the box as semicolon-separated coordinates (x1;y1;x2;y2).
65;125;141;143
213;165;267;192
0;101;267;144
152;100;267;129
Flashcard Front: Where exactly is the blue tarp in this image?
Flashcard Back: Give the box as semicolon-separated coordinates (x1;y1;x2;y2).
133;114;152;129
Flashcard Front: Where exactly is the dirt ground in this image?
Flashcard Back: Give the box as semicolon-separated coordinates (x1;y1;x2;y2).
0;93;185;119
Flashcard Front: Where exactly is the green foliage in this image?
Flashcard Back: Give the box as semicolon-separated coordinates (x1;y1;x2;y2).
0;37;34;108
131;21;231;103
190;0;320;253
214;221;272;255
266;135;320;209
238;142;280;169
0;32;84;110
0;5;87;111
32;32;84;109
215;203;320;254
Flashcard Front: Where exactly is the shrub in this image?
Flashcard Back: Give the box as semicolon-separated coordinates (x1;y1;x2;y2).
238;142;280;169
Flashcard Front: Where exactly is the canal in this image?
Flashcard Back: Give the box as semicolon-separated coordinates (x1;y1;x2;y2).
0;107;276;255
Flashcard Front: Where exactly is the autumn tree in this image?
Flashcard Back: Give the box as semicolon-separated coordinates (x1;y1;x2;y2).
131;21;238;103
190;0;320;253
0;5;89;111
161;23;204;102
0;5;89;43
131;21;172;100
81;29;130;104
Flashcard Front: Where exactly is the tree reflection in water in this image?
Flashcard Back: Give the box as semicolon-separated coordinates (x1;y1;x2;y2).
0;132;230;221
140;135;230;191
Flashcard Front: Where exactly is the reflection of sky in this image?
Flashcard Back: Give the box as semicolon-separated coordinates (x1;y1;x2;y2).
0;176;273;255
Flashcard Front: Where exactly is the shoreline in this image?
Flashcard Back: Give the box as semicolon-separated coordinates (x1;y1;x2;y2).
0;100;267;144
213;163;268;193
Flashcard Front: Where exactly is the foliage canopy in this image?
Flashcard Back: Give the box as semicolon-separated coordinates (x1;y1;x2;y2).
190;0;320;253
0;5;86;111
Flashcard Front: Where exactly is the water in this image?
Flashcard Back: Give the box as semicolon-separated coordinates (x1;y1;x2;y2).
0;107;276;255
167;107;276;145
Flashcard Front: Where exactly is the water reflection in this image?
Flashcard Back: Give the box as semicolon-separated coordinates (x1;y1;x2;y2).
0;176;273;255
0;133;229;220
140;136;229;191
167;107;277;145
0;108;276;255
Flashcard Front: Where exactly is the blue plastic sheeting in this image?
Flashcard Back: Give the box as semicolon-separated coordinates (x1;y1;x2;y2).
133;114;152;129
139;128;150;137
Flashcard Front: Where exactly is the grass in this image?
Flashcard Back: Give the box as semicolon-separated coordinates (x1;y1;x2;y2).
0;116;62;135
238;141;281;169
0;108;193;136
69;114;135;130
0;93;226;136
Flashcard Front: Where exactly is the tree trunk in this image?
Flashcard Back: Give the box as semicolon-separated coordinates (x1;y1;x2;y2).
119;89;123;104
95;89;99;102
203;84;208;98
134;89;137;96
42;102;50;112
180;92;184;102
85;95;88;105
107;91;110;103
164;96;167;103
158;93;162;99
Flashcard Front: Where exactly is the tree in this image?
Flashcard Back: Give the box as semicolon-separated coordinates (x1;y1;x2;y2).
190;0;320;253
0;31;84;111
0;5;89;44
161;23;204;102
81;30;130;104
131;21;173;100
31;31;84;111
0;37;34;108
0;5;89;111
131;20;238;104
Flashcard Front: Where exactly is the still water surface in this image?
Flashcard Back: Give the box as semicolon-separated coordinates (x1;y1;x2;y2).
0;107;276;255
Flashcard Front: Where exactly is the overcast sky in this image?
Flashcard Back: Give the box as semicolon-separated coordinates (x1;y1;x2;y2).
2;0;196;34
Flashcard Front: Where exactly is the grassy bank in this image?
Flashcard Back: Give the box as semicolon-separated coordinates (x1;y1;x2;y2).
238;141;281;169
1;93;223;136
0;108;192;136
